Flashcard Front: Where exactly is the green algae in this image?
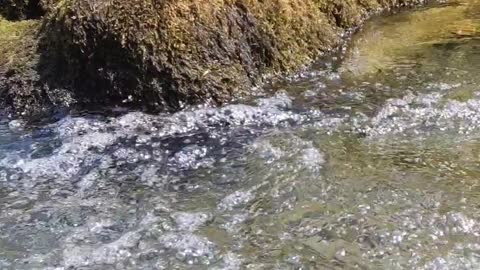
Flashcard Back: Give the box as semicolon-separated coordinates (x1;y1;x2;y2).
0;17;38;72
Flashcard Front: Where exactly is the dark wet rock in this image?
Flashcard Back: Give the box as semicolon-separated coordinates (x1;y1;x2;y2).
1;0;428;118
0;0;46;20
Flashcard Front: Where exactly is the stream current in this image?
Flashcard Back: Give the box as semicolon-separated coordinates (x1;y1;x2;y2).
1;1;480;269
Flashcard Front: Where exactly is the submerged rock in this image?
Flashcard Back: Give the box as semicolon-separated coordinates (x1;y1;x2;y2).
342;0;480;76
1;0;427;118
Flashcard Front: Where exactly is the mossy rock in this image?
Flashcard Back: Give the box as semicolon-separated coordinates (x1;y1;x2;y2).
38;0;426;112
0;17;44;116
0;16;73;118
1;0;427;117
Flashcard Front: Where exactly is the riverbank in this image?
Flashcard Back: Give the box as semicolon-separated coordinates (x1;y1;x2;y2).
1;0;427;118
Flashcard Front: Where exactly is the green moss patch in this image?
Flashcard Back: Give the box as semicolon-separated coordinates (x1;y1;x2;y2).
0;17;39;72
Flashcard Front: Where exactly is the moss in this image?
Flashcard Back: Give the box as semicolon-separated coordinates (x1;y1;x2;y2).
0;0;429;117
0;17;38;71
0;17;46;117
37;0;426;113
0;16;73;118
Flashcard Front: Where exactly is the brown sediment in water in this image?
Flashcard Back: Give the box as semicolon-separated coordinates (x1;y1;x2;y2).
342;0;480;76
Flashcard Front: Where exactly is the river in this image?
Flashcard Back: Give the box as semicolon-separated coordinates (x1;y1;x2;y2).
1;0;480;269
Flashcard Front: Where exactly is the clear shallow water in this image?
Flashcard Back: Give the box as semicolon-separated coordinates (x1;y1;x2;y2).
2;1;480;269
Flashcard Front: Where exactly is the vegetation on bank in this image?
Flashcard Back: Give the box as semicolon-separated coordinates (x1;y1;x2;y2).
1;0;427;117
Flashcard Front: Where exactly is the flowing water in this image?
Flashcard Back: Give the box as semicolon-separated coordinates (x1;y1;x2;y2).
2;1;480;269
